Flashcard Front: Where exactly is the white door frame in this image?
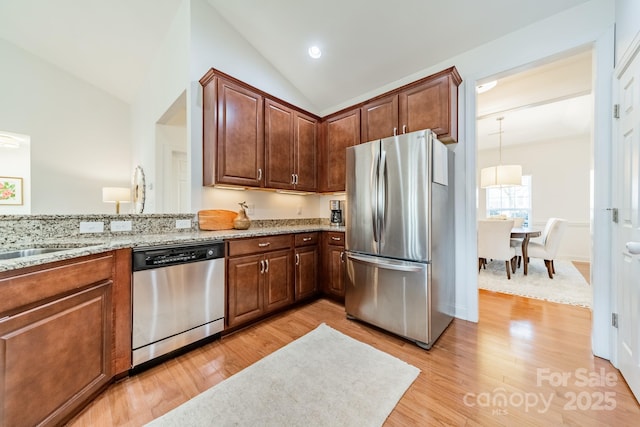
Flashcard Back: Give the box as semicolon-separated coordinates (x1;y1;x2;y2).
461;28;615;360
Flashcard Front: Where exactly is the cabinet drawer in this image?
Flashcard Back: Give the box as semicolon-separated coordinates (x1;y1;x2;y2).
325;232;345;246
228;234;293;256
295;232;319;247
0;253;114;316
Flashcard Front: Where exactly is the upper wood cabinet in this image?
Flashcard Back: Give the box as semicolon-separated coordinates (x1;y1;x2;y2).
320;108;361;192
202;75;265;187
360;67;462;144
201;69;319;190
265;99;318;191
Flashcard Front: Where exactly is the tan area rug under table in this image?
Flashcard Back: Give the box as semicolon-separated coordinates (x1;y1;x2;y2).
478;259;592;308
146;323;420;427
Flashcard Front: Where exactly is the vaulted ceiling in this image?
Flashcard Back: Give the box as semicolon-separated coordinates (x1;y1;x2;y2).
0;0;590;114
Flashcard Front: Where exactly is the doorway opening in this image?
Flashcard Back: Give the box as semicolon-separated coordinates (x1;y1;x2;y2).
156;91;189;213
475;47;594;306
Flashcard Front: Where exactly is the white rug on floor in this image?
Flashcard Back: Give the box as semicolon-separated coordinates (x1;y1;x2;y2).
146;323;420;427
478;259;592;308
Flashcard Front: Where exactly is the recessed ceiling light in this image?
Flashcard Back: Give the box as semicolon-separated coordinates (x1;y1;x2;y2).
308;46;322;59
476;80;497;94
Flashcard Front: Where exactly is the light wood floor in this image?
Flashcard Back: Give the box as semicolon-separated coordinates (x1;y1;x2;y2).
67;292;639;426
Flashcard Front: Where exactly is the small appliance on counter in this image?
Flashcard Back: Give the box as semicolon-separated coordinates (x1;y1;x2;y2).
329;200;345;226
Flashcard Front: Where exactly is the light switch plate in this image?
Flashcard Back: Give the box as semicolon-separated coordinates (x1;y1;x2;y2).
110;220;132;232
175;219;191;229
79;221;104;233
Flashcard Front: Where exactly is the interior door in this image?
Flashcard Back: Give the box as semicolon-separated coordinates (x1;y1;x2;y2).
614;42;640;402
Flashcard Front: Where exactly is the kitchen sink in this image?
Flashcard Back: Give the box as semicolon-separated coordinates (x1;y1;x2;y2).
0;247;78;260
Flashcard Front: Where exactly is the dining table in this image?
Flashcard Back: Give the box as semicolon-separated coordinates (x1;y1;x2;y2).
511;227;542;275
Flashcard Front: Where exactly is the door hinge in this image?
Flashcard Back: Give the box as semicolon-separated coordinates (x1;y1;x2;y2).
606;207;619;223
612;313;618;328
613;104;620;119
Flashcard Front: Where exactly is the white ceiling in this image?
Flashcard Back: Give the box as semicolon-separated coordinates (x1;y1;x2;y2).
0;0;590;114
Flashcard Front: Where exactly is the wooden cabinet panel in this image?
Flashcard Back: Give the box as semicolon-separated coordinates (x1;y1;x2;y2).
0;282;112;427
398;68;461;143
265;99;295;189
263;249;294;312
215;77;264;187
295;245;318;300
228;234;293;257
227;254;264;327
294;112;318;191
321;108;360;192
321;232;346;300
361;94;399;142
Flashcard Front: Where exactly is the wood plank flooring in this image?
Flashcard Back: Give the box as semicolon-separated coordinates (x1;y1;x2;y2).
67;292;639;426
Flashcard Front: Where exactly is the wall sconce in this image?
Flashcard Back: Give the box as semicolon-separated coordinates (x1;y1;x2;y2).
102;187;131;214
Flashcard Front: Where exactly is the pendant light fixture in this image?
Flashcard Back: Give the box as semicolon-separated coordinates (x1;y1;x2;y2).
480;117;522;188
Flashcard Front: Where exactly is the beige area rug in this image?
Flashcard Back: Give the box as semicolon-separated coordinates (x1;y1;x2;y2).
146;323;420;427
478;259;592;308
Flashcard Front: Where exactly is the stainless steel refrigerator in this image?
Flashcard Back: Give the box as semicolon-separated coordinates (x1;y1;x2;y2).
345;129;455;349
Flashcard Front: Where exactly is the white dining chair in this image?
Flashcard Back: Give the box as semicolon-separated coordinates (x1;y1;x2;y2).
527;218;568;279
478;219;517;279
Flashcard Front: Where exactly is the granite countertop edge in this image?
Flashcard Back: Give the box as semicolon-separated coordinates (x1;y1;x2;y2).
0;225;346;273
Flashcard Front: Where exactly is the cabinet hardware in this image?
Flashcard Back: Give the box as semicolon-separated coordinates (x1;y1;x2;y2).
331;236;341;241
258;242;270;247
257;168;263;181
303;237;312;242
295;253;300;265
260;259;265;274
265;259;269;272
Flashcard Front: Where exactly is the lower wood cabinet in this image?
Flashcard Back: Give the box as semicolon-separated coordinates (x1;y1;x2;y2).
226;235;294;328
322;231;346;300
0;251;129;427
295;232;319;300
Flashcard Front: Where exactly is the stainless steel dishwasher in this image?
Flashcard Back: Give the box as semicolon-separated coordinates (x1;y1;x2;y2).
131;241;225;368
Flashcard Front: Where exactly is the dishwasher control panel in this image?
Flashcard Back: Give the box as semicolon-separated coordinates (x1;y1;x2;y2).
132;241;224;271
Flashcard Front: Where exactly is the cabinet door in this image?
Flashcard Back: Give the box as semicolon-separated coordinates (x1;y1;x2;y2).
265;99;295;190
294;112;318;192
0;283;112;427
216;77;264;186
227;254;264;327
361;94;398;142
295;245;318;300
263;249;294;313
322;109;360;192
326;246;346;298
398;72;459;143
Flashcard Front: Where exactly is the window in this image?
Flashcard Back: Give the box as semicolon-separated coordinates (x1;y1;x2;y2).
486;175;532;226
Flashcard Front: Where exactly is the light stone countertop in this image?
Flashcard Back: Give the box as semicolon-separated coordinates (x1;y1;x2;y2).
0;224;345;273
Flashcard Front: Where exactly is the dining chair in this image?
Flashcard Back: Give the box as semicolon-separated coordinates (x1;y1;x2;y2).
526;218;568;279
478;219;517;279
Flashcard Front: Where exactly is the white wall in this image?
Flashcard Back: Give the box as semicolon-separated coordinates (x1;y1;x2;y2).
187;0;325;219
477;136;591;261
0;38;131;214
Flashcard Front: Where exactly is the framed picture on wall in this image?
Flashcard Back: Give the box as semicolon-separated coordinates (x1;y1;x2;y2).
0;176;23;205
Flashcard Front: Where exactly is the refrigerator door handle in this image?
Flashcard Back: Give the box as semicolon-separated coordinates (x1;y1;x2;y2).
378;148;387;242
371;150;380;242
346;253;424;272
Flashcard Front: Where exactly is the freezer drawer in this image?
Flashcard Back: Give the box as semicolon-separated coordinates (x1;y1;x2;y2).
345;252;432;346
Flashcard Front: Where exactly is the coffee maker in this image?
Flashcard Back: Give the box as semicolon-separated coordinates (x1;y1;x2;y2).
329;200;345;226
